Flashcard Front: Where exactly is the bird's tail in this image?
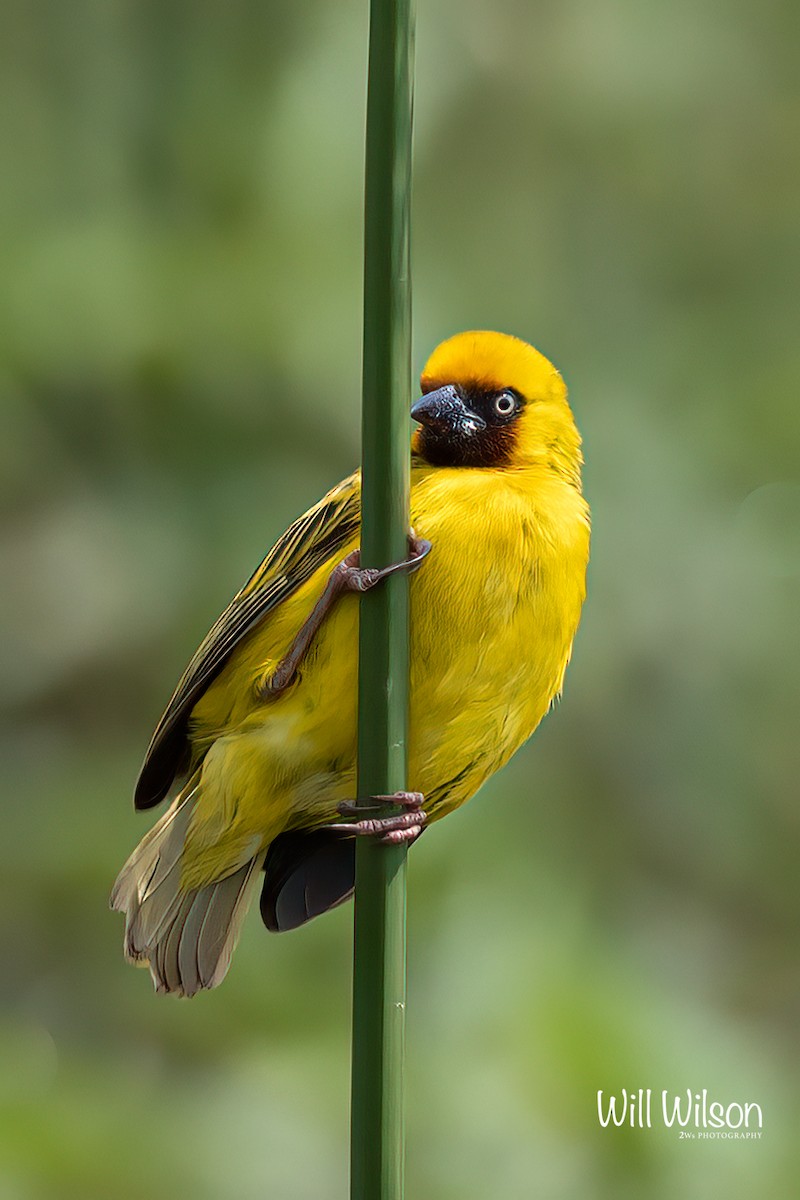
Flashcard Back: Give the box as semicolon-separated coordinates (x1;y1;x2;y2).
110;779;265;997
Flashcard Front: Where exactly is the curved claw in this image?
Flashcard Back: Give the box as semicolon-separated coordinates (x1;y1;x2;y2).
337;791;424;818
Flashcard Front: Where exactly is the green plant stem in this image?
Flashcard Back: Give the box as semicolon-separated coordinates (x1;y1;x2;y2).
350;0;415;1197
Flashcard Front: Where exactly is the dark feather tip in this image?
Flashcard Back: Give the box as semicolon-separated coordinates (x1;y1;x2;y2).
260;830;357;932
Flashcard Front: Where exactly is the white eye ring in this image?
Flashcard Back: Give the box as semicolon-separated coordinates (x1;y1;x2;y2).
494;390;517;417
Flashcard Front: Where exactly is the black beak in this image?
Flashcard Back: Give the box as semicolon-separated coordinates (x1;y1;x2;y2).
411;385;485;434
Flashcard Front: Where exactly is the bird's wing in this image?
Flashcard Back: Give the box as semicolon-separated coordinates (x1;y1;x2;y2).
135;472;361;810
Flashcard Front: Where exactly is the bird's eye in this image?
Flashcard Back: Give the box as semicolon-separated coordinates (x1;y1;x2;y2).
493;390;518;417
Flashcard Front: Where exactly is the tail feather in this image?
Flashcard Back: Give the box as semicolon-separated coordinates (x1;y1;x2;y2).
109;791;190;917
178;888;216;988
110;784;264;997
181;857;263;993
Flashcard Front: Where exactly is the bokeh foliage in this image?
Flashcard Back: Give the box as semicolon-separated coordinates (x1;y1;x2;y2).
1;1;799;1197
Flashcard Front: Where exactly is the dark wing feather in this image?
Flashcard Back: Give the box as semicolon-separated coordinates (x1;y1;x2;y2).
259;826;425;932
134;473;361;810
260;830;356;932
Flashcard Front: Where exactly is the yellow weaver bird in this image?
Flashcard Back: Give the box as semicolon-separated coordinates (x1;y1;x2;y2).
111;331;590;996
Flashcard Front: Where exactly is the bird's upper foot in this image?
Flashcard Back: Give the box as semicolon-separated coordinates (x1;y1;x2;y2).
261;533;431;698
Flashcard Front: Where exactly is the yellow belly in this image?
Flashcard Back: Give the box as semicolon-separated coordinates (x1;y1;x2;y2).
183;465;589;887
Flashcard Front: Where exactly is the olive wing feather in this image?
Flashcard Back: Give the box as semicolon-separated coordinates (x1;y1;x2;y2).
134;473;361;810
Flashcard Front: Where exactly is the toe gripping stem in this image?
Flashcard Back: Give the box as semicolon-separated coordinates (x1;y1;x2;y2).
326;791;427;845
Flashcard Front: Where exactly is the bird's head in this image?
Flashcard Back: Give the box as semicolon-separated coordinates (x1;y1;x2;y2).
412;330;582;484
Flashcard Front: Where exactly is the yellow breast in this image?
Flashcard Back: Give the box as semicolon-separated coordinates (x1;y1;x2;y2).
406;463;589;815
185;461;588;883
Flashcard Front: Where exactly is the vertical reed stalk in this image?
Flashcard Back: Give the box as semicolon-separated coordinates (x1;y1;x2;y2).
351;0;415;1196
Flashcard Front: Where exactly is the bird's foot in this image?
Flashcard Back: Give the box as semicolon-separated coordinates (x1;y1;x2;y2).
325;791;427;844
260;532;431;698
327;531;431;597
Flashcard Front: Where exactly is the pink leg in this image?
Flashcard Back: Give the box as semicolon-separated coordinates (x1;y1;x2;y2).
259;533;431;698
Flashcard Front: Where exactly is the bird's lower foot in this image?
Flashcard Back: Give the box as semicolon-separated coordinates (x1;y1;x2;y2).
326;791;426;843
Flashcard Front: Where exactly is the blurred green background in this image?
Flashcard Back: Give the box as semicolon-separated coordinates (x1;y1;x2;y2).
1;1;799;1197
